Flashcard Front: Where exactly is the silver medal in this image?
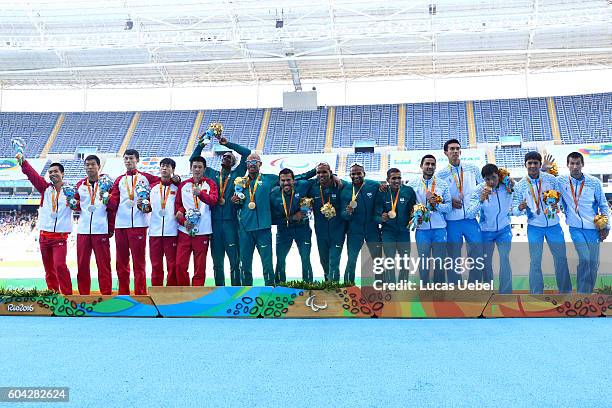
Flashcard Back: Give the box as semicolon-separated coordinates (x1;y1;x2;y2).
88;205;96;213
126;200;134;208
159;209;167;217
50;212;58;219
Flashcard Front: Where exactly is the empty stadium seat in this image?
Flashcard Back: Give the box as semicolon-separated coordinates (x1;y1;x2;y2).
494;146;531;168
0;112;59;157
406;102;469;150
264;108;328;154
129;111;197;156
198;109;263;152
555;93;612;144
473;98;552;143
345;152;381;174
57;159;86;183
51;112;133;154
333;105;398;148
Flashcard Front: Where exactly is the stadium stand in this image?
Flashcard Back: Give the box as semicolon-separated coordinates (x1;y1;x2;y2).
264;108;328;154
345;152;382;173
57;158;86;183
0;112;59;157
405;102;469;150
205;155;223;171
473;98;552;144
128;110;197;156
197;109;263;152
333;105;398;148
555;93;612;144
494;146;531;168
50;112;133;154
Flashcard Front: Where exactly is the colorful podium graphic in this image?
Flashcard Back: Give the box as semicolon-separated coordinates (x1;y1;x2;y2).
483;294;612;317
362;288;494;318
265;286;377;318
148;286;277;317
0;294;158;317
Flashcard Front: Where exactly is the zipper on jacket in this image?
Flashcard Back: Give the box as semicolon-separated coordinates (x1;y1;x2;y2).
496;190;501;232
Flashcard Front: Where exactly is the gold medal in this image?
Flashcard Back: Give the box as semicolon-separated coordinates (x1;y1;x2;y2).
248;201;256;210
388;210;396;219
349;200;358;209
219;198;225;205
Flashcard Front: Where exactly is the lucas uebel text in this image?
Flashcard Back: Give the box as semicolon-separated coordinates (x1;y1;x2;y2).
372;280;494;291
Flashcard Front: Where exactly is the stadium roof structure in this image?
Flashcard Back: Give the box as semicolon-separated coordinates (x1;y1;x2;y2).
0;0;610;89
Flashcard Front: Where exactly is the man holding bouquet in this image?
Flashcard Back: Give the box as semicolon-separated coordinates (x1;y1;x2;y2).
175;156;218;286
512;151;571;294
408;155;452;284
18;156;74;295
190;126;251;286
148;158;180;286
374;168;416;283
306;162;346;282
231;154;316;286
270;168;314;283
557;152;610;293
340;163;383;284
107;149;180;295
73;155;114;295
466;164;514;294
437;139;484;284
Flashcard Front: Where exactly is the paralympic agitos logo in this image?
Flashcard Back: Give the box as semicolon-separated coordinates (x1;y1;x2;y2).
269;157;310;170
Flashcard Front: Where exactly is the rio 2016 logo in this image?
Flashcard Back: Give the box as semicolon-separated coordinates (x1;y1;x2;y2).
7;304;35;312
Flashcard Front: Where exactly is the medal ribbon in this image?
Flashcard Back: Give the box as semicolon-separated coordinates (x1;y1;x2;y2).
124;174;138;200
570;176;585;213
86;179;98;206
219;171;229;201
159;184;170;210
351;183;364;202
193;181;201;210
248;174;261;205
421;176;437;197
51;187;60;214
319;184;331;207
390;188;400;214
281;188;294;223
527;177;542;213
450;165;464;195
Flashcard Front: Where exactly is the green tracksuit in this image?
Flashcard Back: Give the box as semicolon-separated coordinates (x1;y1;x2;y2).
340;179;382;284
374;185;416;283
191;141;250;286
306;180;346;282
235;168;316;286
270;181;314;283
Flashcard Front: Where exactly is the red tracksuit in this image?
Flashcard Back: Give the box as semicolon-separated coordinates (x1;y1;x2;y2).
175;177;218;286
21;160;73;295
74;176;114;295
148;179;179;286
108;169;160;295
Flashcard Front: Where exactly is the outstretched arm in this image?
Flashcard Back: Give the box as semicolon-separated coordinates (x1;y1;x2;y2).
21;160;49;194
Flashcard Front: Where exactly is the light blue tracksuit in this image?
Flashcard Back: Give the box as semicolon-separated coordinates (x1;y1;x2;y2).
467;182;513;293
512;172;572;294
557;174;610;293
